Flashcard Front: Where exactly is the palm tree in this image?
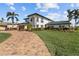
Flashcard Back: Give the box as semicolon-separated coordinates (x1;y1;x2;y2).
6;12;19;28
67;9;74;21
73;9;79;28
67;9;79;29
0;18;4;23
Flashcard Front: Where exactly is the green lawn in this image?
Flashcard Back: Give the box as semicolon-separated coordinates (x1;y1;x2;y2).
34;30;79;56
0;32;11;43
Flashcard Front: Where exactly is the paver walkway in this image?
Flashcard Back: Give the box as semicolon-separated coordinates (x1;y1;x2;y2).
0;31;50;56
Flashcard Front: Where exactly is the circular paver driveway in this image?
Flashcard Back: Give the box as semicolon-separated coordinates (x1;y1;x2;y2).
0;31;50;56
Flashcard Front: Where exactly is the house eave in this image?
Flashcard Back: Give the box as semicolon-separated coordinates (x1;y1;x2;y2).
27;13;53;21
47;21;71;25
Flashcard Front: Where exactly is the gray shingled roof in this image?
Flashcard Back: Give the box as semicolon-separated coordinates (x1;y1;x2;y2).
47;21;71;25
27;13;53;21
18;22;27;25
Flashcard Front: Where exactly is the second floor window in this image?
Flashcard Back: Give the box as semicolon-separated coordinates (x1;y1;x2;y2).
41;18;43;23
31;18;32;22
37;17;39;22
31;17;34;22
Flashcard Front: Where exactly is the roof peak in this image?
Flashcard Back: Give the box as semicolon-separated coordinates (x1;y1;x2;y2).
27;13;53;21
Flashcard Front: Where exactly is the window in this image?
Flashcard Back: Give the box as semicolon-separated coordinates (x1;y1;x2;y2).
30;17;34;22
41;25;43;28
45;25;47;28
33;25;35;28
37;17;39;22
36;25;39;28
41;18;43;23
31;18;32;22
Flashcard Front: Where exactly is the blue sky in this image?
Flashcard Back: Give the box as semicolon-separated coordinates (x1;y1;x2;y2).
0;3;79;26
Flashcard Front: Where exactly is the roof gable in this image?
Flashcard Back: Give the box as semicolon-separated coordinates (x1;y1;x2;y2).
28;13;53;21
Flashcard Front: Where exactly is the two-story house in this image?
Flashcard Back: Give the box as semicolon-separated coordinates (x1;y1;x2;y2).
27;13;53;28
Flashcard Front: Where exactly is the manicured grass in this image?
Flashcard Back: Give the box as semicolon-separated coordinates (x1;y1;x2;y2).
34;30;79;56
0;32;11;43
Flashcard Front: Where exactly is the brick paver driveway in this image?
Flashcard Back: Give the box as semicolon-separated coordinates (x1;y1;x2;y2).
0;31;50;56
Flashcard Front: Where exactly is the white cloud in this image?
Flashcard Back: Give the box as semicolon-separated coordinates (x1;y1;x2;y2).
22;6;26;11
46;13;60;20
6;3;14;6
36;3;41;9
36;3;60;12
9;6;16;11
64;11;67;15
8;3;14;5
25;14;27;17
70;3;79;8
76;3;79;7
70;4;74;7
46;12;68;21
40;9;48;12
43;3;59;9
6;3;15;11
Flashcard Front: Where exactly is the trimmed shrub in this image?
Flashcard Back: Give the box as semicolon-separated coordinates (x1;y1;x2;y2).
75;28;79;32
32;28;43;31
27;23;32;31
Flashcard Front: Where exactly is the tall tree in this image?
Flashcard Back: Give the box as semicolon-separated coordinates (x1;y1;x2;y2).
73;9;79;28
67;9;74;21
67;9;79;29
0;17;4;23
6;12;19;27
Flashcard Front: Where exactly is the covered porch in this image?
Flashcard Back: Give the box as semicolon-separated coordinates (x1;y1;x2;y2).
46;21;71;31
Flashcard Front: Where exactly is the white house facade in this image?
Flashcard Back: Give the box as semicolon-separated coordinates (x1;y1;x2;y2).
27;13;52;28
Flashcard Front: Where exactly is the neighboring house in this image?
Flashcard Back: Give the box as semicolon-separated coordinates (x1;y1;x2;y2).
0;21;7;31
0;21;27;30
27;13;52;28
7;23;18;30
7;23;27;30
18;23;27;30
27;13;71;29
47;21;71;29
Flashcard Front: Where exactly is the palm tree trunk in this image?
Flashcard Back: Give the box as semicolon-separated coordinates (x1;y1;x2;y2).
12;18;14;29
11;24;13;30
16;21;18;30
75;19;76;30
69;24;70;31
